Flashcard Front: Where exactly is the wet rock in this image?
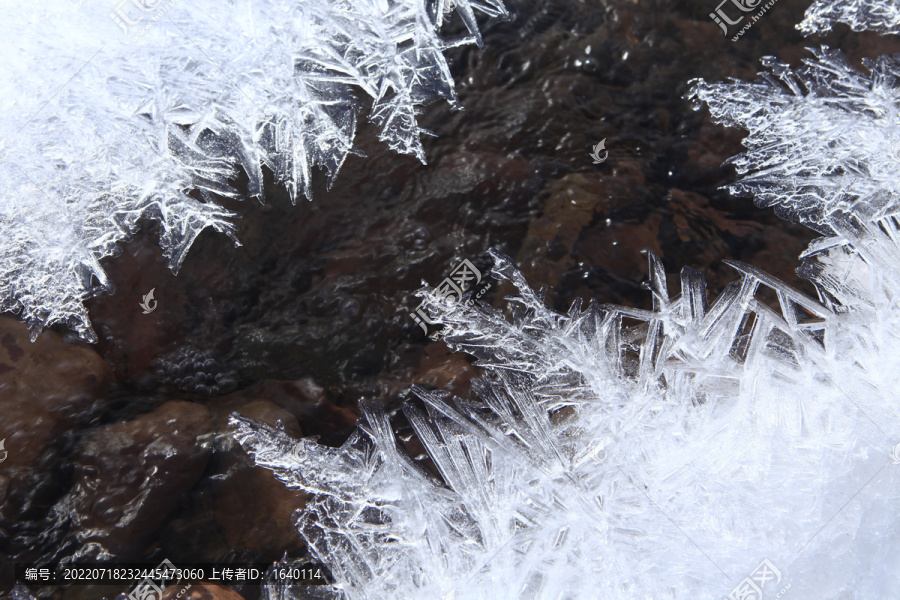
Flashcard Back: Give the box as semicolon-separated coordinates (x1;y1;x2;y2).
159;400;306;561
52;401;212;560
86;234;197;386
0;317;113;556
514;168;652;305
405;342;480;400
152;346;239;396
211;380;359;447
155;380;359;563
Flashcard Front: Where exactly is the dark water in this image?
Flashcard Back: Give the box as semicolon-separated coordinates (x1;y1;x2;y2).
3;0;898;598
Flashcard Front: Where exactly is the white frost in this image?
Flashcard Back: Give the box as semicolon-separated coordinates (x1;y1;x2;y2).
798;0;900;35
0;0;508;341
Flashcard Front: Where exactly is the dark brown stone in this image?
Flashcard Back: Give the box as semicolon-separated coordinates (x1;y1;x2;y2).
0;316;113;531
58;401;213;559
155;380;360;562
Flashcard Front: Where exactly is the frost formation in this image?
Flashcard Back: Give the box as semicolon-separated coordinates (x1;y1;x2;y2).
688;47;900;237
0;0;508;342
798;0;900;35
232;48;900;599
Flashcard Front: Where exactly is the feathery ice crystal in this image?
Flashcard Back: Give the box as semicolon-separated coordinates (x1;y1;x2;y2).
232;49;900;600
0;0;507;342
688;47;900;236
798;0;900;35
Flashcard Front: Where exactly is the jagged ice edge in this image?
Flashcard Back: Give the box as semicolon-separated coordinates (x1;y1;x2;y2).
231;248;900;599
0;0;508;342
232;246;900;598
798;0;900;35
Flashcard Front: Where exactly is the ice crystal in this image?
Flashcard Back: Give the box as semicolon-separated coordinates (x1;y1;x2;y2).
798;0;900;35
1;0;507;342
232;47;900;599
688;48;900;237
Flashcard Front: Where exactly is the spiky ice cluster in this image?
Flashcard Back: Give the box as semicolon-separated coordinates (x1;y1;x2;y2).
232;48;900;599
0;0;508;342
798;0;900;35
689;47;900;236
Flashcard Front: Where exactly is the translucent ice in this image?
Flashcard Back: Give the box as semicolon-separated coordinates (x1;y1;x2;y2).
234;254;900;599
0;0;508;341
688;48;900;236
233;48;900;599
798;0;900;35
687;49;900;316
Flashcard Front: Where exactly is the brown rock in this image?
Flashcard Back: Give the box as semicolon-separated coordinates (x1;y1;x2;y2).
411;342;479;400
87;235;195;384
169;398;307;559
211;379;359;446
513;167;658;310
157;380;359;561
517;172;614;291
58;401;213;559
0;316;113;528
